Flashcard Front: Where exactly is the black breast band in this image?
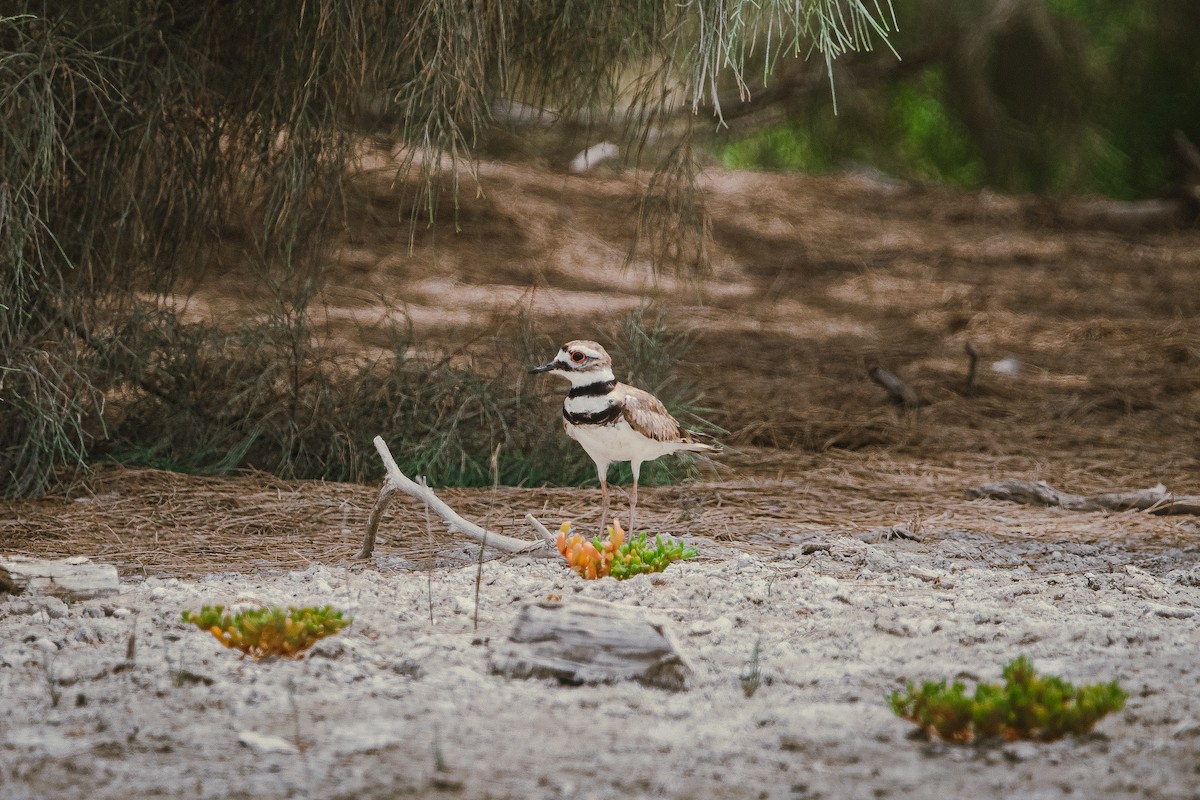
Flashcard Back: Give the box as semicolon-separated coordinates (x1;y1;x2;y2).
568;379;617;398
563;405;623;426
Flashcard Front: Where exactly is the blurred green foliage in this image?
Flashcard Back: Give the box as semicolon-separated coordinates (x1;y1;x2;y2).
719;0;1200;198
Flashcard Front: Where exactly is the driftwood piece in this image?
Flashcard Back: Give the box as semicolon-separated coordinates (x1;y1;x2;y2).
357;436;550;559
967;480;1200;517
489;598;692;691
867;365;926;410
0;556;120;600
1053;198;1188;232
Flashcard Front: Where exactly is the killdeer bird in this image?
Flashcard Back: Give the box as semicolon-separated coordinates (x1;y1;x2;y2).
530;340;717;534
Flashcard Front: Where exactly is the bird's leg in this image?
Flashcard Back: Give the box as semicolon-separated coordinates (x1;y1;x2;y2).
596;459;611;537
630;461;641;534
598;479;610;537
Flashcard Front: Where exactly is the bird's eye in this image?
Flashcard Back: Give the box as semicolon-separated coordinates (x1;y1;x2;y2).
569;351;586;363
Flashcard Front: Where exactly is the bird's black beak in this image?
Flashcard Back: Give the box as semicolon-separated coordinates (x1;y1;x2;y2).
529;361;559;375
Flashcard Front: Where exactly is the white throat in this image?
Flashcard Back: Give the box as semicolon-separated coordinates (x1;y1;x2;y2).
558;366;615;388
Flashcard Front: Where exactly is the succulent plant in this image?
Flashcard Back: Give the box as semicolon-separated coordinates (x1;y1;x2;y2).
182;604;351;659
556;521;697;580
889;655;1127;742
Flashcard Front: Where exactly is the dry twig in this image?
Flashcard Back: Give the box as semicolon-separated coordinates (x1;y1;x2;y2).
964;343;980;395
358;436;549;559
867;365;926;410
967;479;1200;516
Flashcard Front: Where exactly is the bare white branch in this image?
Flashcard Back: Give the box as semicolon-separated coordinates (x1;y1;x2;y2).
358;436;552;559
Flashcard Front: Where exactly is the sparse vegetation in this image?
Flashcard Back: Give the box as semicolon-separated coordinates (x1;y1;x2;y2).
182;605;351;659
556;521;697;581
41;656;61;708
99;307;704;490
0;2;892;499
889;655;1127;742
740;638;763;698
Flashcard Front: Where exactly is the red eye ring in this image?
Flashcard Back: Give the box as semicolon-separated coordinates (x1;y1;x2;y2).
569;351;586;363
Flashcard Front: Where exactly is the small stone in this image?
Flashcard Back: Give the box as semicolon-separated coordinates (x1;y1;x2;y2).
111;607;133;618
736;554;760;571
237;730;298;755
874;614;915;637
429;775;464;792
907;568;943;583
41;597;69;619
1003;742;1039;762
5;599;37;615
308;638;346;659
34;637;58;652
1171;718;1200;738
1147;604;1196;619
779;734;807;752
390;658;423;679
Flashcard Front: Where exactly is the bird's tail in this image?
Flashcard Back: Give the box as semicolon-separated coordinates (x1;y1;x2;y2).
682;431;721;453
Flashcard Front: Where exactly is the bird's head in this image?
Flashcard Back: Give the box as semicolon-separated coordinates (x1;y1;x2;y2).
530;340;614;385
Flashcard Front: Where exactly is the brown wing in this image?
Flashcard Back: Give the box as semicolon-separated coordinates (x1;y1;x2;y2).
618;384;684;442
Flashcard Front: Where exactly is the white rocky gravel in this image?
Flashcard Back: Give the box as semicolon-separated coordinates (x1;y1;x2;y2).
2;528;1199;799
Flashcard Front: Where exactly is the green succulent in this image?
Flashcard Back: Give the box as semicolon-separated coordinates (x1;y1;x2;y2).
182;604;351;659
889;655;1126;742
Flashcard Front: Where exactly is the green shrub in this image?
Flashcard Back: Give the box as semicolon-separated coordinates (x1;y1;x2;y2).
889;655;1126;742
182;605;351;659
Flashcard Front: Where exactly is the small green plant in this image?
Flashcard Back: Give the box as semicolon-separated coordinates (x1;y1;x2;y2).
182;605;351;659
556;521;698;580
889;655;1127;743
740;638;763;698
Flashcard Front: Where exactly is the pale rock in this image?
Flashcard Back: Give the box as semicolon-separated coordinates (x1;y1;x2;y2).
1146;603;1196;619
237;730;299;755
41;597;69;619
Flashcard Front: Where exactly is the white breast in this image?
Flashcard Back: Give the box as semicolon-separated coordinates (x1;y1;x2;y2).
567;416;689;466
564;394;614;415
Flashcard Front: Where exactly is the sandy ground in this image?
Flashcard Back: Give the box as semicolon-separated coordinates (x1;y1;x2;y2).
3;500;1200;800
4;155;1200;798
